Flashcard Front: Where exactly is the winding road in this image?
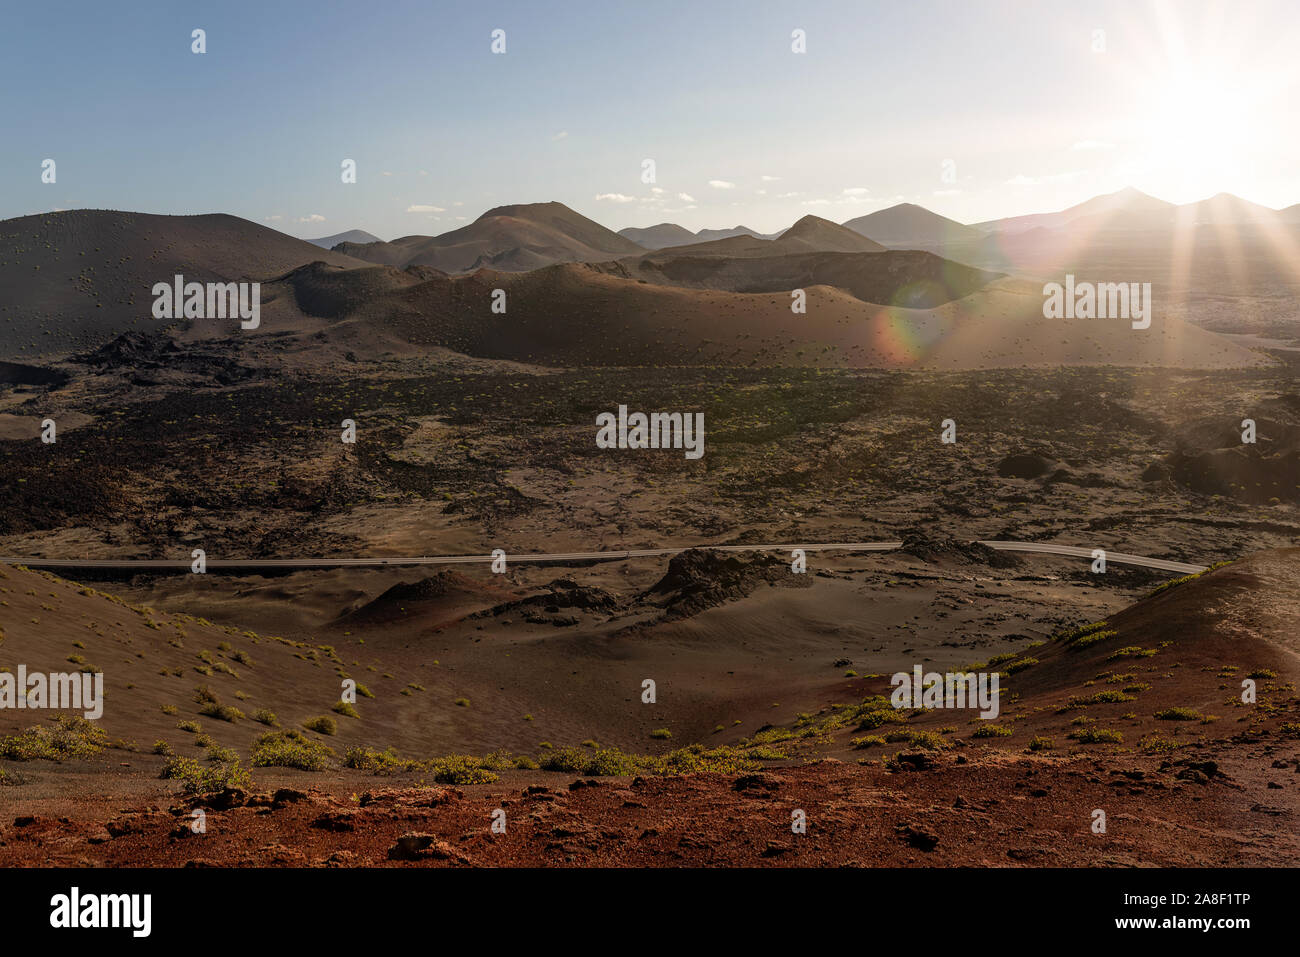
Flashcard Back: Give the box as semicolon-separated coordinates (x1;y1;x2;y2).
0;540;1208;575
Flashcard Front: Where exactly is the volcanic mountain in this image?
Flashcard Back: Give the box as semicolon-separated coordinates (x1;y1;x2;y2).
976;187;1178;234
616;223;698;250
0;210;367;359
694;225;775;242
627;215;885;260
306;228;383;249
335;201;645;273
842;202;983;249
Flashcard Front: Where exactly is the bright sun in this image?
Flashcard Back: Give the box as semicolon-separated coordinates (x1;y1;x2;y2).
1133;62;1262;202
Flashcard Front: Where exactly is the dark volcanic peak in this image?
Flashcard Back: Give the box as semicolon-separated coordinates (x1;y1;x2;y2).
842;202;983;248
306;228;383;249
694;225;774;242
777;214;887;253
617;223;698;250
0;208;365;359
337;201;643;273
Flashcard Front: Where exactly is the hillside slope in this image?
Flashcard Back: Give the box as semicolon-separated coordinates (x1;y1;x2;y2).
0;210;367;359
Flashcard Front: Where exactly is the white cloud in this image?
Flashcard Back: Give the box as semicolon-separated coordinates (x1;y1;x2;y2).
406;204;446;213
677;192;695;202
776;191;801;198
802;198;831;206
595;192;637;203
264;215;283;222
551;130;568;141
708;179;736;189
760;175;781;182
842;187;870;196
297;214;326;223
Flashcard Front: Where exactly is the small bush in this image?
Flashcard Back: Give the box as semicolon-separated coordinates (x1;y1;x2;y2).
303;716;337;736
342;746;419;775
0;716;108;762
199;703;244;723
1069;727;1123;744
250;729;334;770
160;755;251;794
1154;707;1203;721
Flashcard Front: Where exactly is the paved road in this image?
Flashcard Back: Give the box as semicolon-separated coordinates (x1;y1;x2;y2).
0;540;1208;574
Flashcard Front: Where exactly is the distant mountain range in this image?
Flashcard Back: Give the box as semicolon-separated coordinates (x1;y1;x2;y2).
2;187;1297;364
311;188;1300;277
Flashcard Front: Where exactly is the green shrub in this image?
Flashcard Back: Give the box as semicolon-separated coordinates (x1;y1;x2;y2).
1154;707;1203;721
250;729;334;770
342;746;419;775
427;754;499;785
303;716;337;736
0;715;108;762
199;703;244;723
160;755;251;794
1069;727;1123;744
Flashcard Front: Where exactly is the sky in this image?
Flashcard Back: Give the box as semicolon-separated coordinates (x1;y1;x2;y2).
2;0;1297;240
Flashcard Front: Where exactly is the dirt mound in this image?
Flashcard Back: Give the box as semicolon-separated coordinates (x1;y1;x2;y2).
997;453;1056;479
472;579;622;625
899;534;1023;568
339;571;498;626
1162;446;1300;503
640;548;811;619
278;262;424;319
1150;413;1300;503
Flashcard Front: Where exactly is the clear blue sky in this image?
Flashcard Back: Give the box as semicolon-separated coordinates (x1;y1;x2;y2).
2;0;1296;239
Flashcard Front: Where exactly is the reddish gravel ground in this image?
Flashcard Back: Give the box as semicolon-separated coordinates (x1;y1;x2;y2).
3;734;1296;867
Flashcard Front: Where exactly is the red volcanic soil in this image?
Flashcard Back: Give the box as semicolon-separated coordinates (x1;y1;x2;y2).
1;741;1296;867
